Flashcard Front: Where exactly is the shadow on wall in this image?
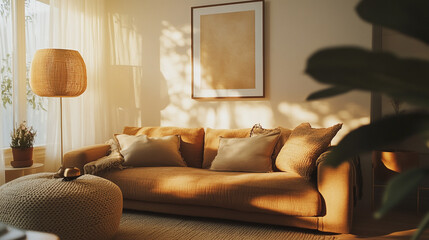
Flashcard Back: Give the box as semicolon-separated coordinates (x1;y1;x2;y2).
105;0;370;145
105;0;170;134
158;19;369;144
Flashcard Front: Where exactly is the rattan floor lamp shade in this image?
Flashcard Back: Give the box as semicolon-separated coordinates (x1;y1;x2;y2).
30;49;87;177
30;49;87;97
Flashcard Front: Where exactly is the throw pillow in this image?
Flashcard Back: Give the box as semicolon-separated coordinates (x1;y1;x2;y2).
84;151;124;175
275;123;342;180
250;124;292;170
203;128;251;169
122;126;205;168
115;134;187;167
210;131;280;172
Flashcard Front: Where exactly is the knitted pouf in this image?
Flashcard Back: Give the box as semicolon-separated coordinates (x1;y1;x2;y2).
0;173;123;240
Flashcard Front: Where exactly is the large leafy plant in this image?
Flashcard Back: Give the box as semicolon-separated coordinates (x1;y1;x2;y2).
305;0;429;239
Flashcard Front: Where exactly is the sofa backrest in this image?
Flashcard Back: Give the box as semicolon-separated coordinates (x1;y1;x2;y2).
121;126;293;170
123;126;205;168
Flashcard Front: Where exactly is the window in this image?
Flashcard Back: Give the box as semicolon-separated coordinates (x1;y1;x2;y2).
0;0;49;148
0;0;13;148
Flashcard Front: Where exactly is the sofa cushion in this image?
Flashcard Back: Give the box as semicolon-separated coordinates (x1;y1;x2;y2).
250;124;292;171
122;126;205;168
203;128;250;169
102;167;322;217
276;123;342;180
116;134;186;167
210;132;280;172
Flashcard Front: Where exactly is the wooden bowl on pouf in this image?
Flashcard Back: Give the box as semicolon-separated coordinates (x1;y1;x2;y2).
11;147;33;168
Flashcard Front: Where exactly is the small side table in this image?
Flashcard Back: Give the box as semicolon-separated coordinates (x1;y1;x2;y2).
5;163;44;183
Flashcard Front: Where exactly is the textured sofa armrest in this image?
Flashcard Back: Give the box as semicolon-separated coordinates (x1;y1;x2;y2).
317;154;355;233
63;144;111;173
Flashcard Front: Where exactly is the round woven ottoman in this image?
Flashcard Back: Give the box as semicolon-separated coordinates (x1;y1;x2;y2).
0;173;123;240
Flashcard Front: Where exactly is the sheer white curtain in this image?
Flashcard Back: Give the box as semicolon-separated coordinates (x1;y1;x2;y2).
0;0;11;184
0;111;5;185
45;0;109;171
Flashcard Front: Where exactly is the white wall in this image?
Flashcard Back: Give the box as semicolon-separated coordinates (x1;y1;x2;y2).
104;0;373;211
104;0;372;140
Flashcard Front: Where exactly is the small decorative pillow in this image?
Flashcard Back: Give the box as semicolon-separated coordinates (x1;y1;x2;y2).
250;124;292;169
84;151;124;175
210;131;280;172
275;123;342;180
203;128;251;169
115;134;187;167
105;138;120;155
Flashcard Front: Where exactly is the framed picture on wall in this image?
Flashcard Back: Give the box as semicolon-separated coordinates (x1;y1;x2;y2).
191;0;264;99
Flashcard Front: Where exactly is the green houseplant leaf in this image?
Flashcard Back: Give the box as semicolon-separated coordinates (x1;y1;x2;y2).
357;0;429;45
374;168;429;219
306;86;351;101
324;112;429;166
413;212;429;240
304;0;429;238
305;47;429;107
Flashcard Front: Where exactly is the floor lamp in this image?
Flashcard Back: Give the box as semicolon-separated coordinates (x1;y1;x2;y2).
30;49;87;178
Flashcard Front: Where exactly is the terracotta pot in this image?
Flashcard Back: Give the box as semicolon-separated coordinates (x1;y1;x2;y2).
379;150;419;173
11;147;33;168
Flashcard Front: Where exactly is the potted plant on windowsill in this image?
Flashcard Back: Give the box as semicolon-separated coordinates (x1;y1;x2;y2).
10;121;36;168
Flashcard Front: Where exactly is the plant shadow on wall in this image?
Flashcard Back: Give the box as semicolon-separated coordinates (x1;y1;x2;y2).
160;20;264;128
305;0;429;239
106;4;171;129
160;18;368;132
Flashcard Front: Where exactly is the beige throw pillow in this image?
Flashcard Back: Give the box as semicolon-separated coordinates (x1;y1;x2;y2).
115;134;186;167
250;124;292;170
275;123;342;180
210;132;280;172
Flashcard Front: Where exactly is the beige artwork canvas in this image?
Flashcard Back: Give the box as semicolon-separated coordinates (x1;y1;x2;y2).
200;11;255;90
192;0;264;98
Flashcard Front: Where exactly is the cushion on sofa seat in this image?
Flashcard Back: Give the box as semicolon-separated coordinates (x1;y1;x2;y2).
250;125;292;171
101;167;322;217
210;132;280;172
203;128;250;169
122;126;205;168
275;123;342;180
116;135;187;167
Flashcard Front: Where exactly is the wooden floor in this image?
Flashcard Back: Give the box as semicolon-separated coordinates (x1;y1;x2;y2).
338;210;429;239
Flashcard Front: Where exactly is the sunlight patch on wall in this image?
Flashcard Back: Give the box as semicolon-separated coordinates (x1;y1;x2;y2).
132;67;142;109
278;102;319;125
158;20;369;132
159;20;194;127
278;101;370;144
278;100;369;144
233;103;274;128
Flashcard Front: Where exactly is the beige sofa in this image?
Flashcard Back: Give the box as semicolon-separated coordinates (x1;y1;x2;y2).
64;126;357;233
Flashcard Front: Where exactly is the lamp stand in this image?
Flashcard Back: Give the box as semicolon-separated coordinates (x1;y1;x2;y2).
60;97;64;168
53;97;81;179
54;97;65;178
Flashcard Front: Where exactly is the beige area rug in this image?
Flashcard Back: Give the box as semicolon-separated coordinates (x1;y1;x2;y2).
113;210;337;240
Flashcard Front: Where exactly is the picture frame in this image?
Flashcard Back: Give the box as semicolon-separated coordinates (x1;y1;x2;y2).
191;0;264;99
